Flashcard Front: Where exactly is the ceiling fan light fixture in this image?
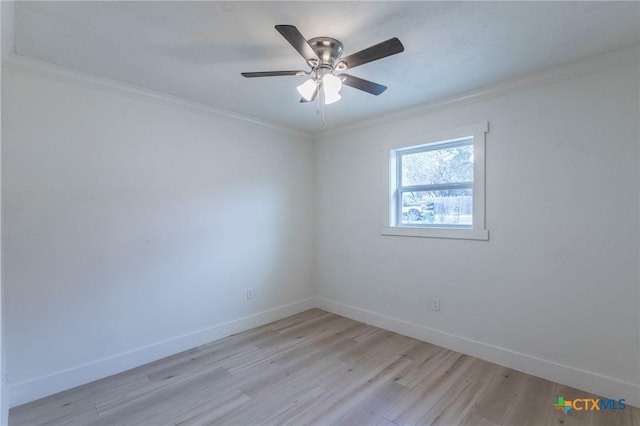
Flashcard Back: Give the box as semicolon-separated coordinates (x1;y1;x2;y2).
242;25;405;113
297;78;318;101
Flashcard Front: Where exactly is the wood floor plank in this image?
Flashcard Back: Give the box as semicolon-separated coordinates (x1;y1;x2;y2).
293;356;415;425
385;353;475;425
95;367;231;420
11;370;148;420
213;356;349;425
239;352;347;399
416;377;485;426
267;386;338;425
9;309;640;426
255;385;327;425
464;366;528;424
317;352;410;395
459;412;501;426
502;375;558;426
400;340;444;364
614;403;640;426
332;380;410;426
166;389;250;426
265;308;330;333
394;346;452;389
10;398;99;426
414;359;501;426
268;321;370;367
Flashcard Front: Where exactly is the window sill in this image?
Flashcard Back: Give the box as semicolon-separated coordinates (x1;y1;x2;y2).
380;226;489;241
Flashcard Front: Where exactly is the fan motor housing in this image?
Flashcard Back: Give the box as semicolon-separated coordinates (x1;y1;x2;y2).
308;37;343;66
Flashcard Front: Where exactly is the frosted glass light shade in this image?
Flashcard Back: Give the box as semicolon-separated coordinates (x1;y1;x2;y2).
322;74;342;93
323;89;342;105
297;79;318;101
322;74;342;105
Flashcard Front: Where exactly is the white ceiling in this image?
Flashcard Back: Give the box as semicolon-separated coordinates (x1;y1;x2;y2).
11;1;640;133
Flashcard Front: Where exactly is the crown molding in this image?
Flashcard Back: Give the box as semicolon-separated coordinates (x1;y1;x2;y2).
2;54;308;138
3;42;638;139
320;43;640;137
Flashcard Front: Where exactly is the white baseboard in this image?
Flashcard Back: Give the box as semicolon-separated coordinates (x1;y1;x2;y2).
10;296;640;409
9;298;314;408
315;297;640;408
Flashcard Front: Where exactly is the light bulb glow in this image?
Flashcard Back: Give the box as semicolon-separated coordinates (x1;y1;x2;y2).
322;74;342;105
296;79;318;101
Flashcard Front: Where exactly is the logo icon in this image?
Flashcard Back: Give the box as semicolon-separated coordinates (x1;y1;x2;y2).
554;397;572;414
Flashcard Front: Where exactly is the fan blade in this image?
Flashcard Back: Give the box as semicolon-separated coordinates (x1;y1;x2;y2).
241;71;307;78
275;25;320;63
339;37;404;70
300;86;319;103
341;74;387;95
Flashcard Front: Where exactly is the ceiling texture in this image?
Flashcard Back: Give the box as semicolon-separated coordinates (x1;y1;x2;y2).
11;1;640;133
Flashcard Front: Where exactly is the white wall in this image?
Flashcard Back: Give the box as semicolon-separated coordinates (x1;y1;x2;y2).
2;66;314;406
0;0;11;421
0;60;5;423
315;61;640;405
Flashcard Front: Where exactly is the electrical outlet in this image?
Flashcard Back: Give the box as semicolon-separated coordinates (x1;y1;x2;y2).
246;288;254;300
432;298;440;312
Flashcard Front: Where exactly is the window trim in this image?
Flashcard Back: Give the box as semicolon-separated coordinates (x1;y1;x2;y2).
381;122;489;241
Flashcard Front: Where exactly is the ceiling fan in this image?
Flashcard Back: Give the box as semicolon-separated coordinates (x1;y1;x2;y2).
241;25;404;105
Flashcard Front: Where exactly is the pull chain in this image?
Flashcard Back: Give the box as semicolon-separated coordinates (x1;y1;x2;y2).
313;83;326;126
319;86;326;126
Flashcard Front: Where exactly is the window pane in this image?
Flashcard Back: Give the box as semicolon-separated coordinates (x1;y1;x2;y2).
401;144;474;186
400;189;473;226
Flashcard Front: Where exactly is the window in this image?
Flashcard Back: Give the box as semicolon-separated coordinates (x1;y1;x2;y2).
381;123;489;240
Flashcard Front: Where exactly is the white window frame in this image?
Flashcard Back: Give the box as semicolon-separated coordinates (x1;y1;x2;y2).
381;122;489;240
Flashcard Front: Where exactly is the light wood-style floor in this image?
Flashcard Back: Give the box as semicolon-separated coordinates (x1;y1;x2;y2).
10;309;639;426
